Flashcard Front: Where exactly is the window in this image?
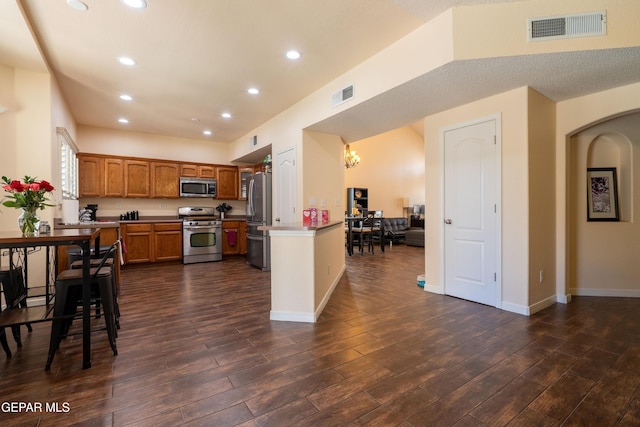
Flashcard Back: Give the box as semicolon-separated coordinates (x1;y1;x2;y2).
58;127;78;200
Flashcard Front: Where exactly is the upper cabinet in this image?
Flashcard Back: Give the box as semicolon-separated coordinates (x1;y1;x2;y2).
151;162;179;198
238;167;253;200
181;164;216;178
216;166;238;199
104;158;124;197
125;160;150;198
78;153;247;200
78;155;104;197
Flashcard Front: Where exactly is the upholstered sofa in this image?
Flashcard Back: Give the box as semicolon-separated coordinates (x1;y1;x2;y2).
381;218;409;245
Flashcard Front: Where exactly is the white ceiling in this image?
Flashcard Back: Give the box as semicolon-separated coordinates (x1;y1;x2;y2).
1;0;639;154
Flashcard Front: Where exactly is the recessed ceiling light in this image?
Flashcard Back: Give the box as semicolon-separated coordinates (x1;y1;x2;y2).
203;130;212;136
118;118;129;124
120;94;133;101
66;0;88;11
247;87;260;95
121;0;147;9
191;118;200;122
286;50;301;60
118;57;136;66
221;112;231;119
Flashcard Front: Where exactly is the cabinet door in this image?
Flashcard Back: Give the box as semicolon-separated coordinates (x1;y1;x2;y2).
151;162;179;198
78;155;104;197
216;166;239;199
181;164;198;177
222;221;241;255
238;168;253;200
153;223;182;261
123;223;153;264
104;158;124;197
198;165;216;178
125;160;150;198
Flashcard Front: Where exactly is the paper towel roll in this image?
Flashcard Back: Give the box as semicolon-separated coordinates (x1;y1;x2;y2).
62;199;79;224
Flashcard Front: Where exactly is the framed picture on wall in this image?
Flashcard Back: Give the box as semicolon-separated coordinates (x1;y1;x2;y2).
587;167;619;221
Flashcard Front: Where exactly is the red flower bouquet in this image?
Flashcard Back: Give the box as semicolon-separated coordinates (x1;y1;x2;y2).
2;175;55;235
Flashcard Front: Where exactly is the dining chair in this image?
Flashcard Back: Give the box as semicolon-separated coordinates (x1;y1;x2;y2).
352;213;375;254
0;265;32;356
46;241;119;370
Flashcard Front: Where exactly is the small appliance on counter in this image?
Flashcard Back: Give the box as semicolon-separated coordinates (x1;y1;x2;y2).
85;204;98;221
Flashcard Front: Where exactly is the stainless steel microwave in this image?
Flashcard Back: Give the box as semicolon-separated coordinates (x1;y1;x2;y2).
179;177;217;198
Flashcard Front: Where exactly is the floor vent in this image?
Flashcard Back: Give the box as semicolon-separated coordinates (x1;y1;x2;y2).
332;84;354;107
528;11;606;41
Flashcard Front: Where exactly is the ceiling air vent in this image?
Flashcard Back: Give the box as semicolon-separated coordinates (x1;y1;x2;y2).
528;11;606;42
331;84;354;107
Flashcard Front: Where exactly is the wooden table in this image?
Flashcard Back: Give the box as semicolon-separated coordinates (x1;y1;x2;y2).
0;228;101;369
345;216;385;256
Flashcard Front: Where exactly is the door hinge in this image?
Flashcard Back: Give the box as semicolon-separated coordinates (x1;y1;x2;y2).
494;272;496;281
494;204;496;213
493;135;496;144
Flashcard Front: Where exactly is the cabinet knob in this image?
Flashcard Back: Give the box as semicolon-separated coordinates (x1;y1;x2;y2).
444;219;452;224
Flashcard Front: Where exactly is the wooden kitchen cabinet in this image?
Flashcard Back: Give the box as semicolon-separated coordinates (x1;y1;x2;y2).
78;154;104;197
216;166;239;199
125;159;150;198
122;223;153;264
104;158;125;197
222;220;246;255
153;223;183;261
151;162;179;198
238;167;253;200
122;222;182;264
181;163;216;178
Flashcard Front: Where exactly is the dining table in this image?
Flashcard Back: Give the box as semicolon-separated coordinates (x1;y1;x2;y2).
344;216;385;256
0;228;101;369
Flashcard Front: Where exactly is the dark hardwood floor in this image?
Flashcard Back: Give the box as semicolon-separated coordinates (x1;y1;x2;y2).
2;244;640;426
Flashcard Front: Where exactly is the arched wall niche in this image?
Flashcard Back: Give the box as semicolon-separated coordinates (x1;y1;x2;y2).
568;111;640;295
586;132;632;222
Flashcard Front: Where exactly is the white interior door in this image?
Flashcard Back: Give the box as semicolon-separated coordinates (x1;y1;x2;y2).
275;146;296;224
443;118;499;307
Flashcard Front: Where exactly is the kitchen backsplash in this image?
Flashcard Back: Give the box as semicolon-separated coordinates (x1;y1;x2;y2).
73;198;247;219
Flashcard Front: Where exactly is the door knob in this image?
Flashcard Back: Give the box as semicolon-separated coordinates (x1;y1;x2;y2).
444;219;452;224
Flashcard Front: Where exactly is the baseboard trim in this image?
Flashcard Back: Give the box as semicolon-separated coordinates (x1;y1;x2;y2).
270;310;316;323
570;288;640;298
529;295;557;315
501;301;530;316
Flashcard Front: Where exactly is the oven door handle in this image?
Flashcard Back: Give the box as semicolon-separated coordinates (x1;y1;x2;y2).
183;225;220;230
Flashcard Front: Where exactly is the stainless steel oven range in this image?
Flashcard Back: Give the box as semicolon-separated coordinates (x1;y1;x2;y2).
179;206;222;264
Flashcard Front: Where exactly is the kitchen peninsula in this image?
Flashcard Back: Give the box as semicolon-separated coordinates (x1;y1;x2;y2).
261;220;345;323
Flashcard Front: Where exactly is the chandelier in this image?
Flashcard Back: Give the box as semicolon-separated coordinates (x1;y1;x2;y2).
344;144;360;169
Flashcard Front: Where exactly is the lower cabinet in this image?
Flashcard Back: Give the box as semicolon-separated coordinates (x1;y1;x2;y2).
122;222;182;264
222;221;246;255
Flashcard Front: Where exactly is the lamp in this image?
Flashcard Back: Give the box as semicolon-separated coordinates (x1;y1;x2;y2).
344;144;360;169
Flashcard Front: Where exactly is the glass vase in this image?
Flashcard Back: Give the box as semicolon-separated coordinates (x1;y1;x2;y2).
18;207;41;236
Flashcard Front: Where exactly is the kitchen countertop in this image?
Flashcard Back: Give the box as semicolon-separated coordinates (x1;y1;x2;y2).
55;215;247;229
259;220;342;232
55;220;121;229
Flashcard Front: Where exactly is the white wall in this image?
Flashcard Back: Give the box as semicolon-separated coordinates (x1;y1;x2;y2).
346;126;425;219
424;87;530;310
556;82;640;299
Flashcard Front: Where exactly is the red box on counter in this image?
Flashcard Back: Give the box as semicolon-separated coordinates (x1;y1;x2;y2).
302;209;312;226
321;210;329;224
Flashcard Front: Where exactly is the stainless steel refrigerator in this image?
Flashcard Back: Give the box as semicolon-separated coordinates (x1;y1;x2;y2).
246;172;272;271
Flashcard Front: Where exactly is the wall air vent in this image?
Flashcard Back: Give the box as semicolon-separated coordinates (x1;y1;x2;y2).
331;84;354;107
528;11;606;42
